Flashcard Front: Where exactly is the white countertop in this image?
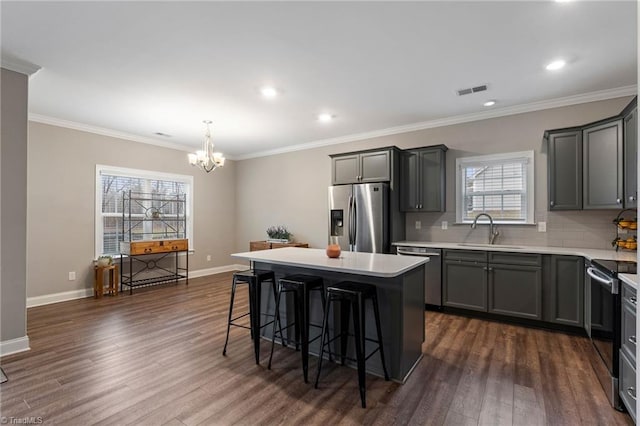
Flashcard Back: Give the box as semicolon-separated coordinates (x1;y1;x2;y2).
393;241;637;262
620;274;638;290
231;247;428;278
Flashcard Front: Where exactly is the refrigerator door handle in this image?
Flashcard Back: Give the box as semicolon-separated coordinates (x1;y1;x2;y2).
351;195;357;249
347;194;354;249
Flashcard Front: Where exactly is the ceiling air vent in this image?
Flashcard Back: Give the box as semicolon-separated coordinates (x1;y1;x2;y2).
456;84;488;96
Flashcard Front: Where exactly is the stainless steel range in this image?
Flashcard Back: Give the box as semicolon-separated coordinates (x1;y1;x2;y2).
586;258;637;409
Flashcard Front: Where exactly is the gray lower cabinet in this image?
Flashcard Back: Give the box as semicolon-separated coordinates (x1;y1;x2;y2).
443;260;487;312
542;255;584;327
443;250;487;312
488;263;541;320
620;281;637;423
620;350;637;424
624;105;637;209
331;149;392;185
547;130;583;210
583;119;624;209
400;145;447;212
443;250;543;319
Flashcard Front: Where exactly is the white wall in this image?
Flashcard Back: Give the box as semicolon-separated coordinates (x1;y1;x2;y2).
1;68;29;354
236;96;633;250
27;122;237;299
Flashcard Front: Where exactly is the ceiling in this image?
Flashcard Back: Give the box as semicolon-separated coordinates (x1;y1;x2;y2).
1;1;637;159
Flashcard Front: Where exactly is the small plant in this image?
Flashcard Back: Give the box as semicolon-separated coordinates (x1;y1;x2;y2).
266;225;292;241
96;255;114;267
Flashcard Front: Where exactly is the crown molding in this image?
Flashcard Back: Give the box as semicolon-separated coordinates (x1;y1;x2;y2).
1;57;41;76
29;84;636;162
235;85;637;160
29;113;198;154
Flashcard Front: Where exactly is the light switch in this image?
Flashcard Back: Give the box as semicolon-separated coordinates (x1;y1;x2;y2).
537;222;546;233
442;221;448;230
68;271;76;281
415;220;421;230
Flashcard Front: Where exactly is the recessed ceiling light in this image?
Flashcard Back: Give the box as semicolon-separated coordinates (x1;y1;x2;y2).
318;113;334;122
483;100;496;107
546;60;566;71
260;86;278;98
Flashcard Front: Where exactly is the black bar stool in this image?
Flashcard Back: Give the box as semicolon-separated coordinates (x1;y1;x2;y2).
222;269;283;364
314;281;389;408
267;274;328;383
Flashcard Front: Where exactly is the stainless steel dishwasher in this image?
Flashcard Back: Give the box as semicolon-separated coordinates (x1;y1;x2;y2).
396;245;442;308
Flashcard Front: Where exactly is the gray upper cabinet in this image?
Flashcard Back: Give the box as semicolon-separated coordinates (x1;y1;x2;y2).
400;145;447;212
542;255;584;327
331;149;391;185
547;130;582;210
624;105;637;209
582;119;623;209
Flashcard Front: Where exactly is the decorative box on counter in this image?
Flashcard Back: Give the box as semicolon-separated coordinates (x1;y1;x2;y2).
120;238;189;255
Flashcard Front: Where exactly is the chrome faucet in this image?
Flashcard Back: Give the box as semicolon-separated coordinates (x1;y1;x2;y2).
471;213;499;245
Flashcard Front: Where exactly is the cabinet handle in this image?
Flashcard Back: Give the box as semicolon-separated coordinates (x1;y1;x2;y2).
629;336;636;345
617;198;622;204
483;266;488;271
416;204;419;209
627;387;637;401
630;296;637;306
144;248;153;253
550;201;555;207
630;195;637;202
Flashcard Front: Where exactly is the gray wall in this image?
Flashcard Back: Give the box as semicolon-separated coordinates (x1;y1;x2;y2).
27;122;237;298
236;96;634;251
1;68;28;344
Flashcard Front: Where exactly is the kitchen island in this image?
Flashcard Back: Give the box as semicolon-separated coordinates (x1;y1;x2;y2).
231;247;428;383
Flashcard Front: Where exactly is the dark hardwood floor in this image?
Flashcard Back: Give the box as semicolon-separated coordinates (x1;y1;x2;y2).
0;272;632;425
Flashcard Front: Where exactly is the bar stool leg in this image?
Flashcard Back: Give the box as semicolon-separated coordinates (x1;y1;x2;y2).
339;300;351;365
371;292;390;381
301;286;310;383
351;297;367;408
268;282;284;370
314;293;333;389
271;279;286;348
318;286;332;363
249;279;261;364
222;278;238;356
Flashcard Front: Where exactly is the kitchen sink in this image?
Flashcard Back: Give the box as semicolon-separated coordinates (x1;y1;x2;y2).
457;243;524;250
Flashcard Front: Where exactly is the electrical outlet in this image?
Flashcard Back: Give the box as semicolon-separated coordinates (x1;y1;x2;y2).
206;255;211;262
537;222;547;233
68;271;76;281
442;221;448;230
415;220;421;230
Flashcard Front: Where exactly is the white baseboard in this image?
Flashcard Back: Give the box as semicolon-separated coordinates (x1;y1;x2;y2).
188;264;247;278
26;264;246;308
27;288;94;308
0;335;30;357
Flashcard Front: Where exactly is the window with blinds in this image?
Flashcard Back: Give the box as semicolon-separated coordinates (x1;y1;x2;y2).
95;165;193;257
456;151;534;224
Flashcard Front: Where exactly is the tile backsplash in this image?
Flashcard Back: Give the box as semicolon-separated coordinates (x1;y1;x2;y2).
405;209;634;250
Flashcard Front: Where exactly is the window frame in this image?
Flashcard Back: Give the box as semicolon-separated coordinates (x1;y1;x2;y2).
95;164;194;258
455;150;535;225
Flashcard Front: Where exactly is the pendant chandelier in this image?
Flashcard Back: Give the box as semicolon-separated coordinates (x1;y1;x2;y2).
188;120;225;173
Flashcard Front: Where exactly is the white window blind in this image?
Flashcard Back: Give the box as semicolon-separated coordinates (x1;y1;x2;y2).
95;165;193;257
456;151;534;224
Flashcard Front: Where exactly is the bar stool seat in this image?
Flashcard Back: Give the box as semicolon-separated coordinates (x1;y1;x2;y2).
314;281;389;408
222;269;283;364
268;274;328;382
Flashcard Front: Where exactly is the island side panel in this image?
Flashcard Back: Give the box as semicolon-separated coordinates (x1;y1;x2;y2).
254;261;425;382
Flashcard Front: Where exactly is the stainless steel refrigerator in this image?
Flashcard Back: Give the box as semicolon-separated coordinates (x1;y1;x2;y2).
328;183;389;253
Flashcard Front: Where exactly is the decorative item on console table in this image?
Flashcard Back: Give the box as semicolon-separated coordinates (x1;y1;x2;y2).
612;209;637;251
266;225;292;243
249;241;309;251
